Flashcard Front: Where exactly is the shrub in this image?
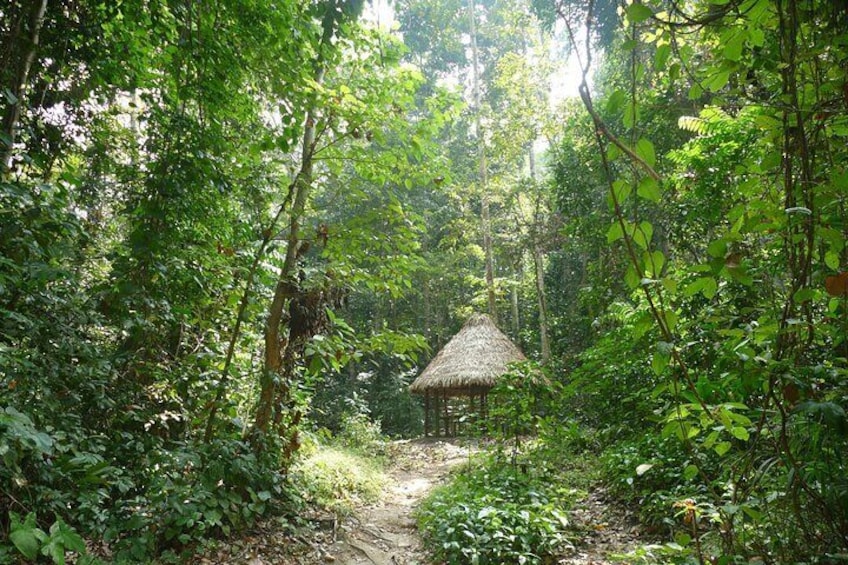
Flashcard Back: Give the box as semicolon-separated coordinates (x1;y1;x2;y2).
600;434;694;527
103;437;290;561
335;411;385;452
417;458;573;564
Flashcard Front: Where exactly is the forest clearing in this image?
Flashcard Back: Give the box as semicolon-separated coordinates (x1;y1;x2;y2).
2;0;847;563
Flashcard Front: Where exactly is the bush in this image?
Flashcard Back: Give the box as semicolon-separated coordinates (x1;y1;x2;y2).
335;411;385;451
105;437;290;561
599;433;726;533
417;457;573;565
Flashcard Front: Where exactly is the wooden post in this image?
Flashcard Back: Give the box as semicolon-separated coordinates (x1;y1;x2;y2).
443;391;450;437
466;394;473;436
479;393;485;435
424;391;431;437
434;393;441;437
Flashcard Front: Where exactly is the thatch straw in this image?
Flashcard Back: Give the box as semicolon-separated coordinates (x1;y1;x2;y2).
409;313;526;394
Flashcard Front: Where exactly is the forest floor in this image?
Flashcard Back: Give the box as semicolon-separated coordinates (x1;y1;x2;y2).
307;438;474;565
195;438;645;564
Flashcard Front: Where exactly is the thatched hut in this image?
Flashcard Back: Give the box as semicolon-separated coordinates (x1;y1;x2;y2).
410;313;526;436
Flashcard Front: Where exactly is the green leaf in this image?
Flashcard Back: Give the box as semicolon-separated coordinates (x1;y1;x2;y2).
723;33;746;62
688;83;704;100
707;70;731;92
793;288;817;303
626;3;654;23
607;222;624;243
635;138;656;166
632;221;653;250
620;39;639;51
742;505;764;521
646;250;665;278
707;240;727;258
659;310;679;332
683;464;699;480
623;103;637;129
655;44;671;71
625;265;640;289
730;426;750;441
825;251;840;271
637;177;661;202
669;62;680;82
652;350;670;375
612;179;632;202
714;442;732;456
753;113;782;131
639;221;654;244
11;528;42;560
10;513;45;560
684;276;717;299
606;89;627;114
674;532;692;546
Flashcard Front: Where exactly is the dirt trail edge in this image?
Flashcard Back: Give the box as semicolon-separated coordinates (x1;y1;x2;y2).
322;438;472;565
195;439;646;564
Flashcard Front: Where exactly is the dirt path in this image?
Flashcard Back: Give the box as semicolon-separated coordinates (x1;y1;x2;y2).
195;439;645;564
314;440;645;565
321;438;473;565
559;488;645;564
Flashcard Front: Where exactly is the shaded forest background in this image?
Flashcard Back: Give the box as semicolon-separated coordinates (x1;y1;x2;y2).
1;0;847;562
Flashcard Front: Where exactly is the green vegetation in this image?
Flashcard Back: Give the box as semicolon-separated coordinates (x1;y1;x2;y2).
294;414;388;515
418;454;576;565
294;447;386;515
2;0;847;562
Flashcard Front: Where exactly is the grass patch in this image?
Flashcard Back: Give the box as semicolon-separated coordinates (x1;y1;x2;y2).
292;446;387;515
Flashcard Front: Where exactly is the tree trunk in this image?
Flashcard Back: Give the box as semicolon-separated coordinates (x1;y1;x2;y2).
533;244;551;364
511;264;520;340
1;0;48;177
528;145;550;364
254;119;319;436
468;0;497;322
254;51;327;438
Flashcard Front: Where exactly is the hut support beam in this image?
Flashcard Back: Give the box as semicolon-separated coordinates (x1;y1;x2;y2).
479;393;485;434
424;392;431;437
443;391;449;437
434;394;441;437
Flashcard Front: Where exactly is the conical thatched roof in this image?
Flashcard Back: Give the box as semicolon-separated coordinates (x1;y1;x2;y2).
409;313;526;395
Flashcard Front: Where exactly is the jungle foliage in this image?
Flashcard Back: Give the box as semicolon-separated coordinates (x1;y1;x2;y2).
1;0;847;562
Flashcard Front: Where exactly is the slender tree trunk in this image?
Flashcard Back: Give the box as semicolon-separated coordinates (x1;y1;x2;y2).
528;145;551;364
255;128;318;434
511;264;520;340
533;244;551;364
423;277;432;340
254;66;326;437
1;0;48;177
468;0;497;322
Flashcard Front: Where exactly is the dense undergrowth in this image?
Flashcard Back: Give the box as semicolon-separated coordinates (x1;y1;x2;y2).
3;0;848;563
419;354;847;565
0;404;386;564
417;450;578;565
